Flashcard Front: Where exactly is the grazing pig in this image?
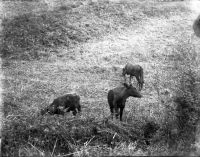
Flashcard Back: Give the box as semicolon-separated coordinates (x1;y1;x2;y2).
122;63;144;91
107;83;142;121
41;94;81;116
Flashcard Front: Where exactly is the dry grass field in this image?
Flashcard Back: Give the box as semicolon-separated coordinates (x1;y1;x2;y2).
1;0;200;156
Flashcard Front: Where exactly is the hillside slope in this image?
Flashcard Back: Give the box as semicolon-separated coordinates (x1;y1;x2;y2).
2;0;200;156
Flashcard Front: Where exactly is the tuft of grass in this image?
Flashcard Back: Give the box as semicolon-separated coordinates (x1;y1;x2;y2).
2;112;156;156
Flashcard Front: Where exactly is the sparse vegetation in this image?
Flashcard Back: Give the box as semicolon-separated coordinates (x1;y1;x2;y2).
2;0;200;156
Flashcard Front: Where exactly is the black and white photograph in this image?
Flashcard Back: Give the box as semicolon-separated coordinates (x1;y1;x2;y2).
1;0;200;156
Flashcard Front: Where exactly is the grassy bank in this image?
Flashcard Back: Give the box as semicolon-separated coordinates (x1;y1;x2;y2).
1;0;187;59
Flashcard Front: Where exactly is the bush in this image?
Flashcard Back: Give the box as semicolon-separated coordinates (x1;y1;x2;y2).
163;38;200;152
